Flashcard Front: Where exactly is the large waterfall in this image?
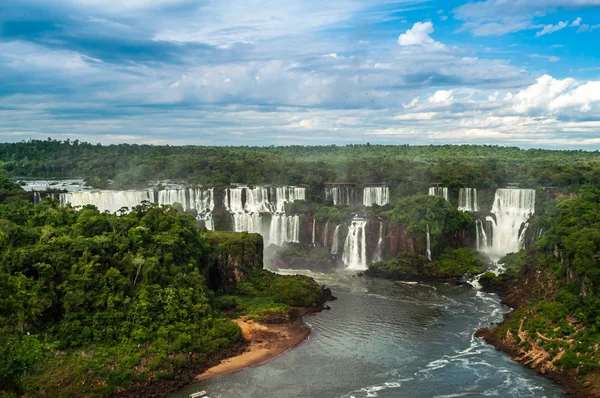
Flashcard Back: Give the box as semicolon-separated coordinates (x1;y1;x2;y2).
363;187;390;207
60;190;155;213
60;185;306;244
60;188;216;229
479;188;535;262
224;186;305;246
342;220;368;270
428;187;449;202
458;188;478;212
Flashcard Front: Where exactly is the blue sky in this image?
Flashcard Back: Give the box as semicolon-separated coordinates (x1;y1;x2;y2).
1;0;600;148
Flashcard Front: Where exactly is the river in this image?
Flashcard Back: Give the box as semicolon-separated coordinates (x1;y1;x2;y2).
172;270;562;398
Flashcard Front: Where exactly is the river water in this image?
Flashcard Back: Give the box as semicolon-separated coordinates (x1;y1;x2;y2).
174;270;563;398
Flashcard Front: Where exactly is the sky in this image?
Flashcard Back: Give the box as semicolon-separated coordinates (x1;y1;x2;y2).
2;1;600;148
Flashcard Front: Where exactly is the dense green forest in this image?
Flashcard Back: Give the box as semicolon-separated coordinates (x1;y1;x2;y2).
0;194;327;397
2;140;600;200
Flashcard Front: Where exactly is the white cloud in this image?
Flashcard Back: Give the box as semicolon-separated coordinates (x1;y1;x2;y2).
512;74;576;113
550;81;600;111
571;17;582;27
428;90;454;105
536;21;568;37
394;112;437;120
403;97;419;108
397;22;445;49
529;54;561;63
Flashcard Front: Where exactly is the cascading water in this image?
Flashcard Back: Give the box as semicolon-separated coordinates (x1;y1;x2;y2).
325;187;358;206
342;220;368;270
324;221;329;248
428;187;449;202
311;219;316;247
33;192;41;205
426;224;432;262
458;188;478;212
331;224;340;255
59;190;155;213
373;222;384;262
225;186;305;246
363;187;390;207
480;188;535;263
273;186;305;213
268;214;300;246
158;188;215;230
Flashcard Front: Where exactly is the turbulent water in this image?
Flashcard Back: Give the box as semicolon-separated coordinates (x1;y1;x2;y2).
173;271;562;398
478;189;535;262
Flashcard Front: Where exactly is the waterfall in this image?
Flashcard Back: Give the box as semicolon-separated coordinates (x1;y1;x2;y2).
225;186;305;246
428;187;449;201
458;188;479;212
324;221;329;248
325;187;358;206
59;190;154;213
58;184;305;246
363;187;390;207
33;192;41;205
331;224;340;254
480;188;535;262
268;214;300;246
426;224;432;262
373;222;384;262
273;186;305;213
342;220;368;270
158;188;215;229
311;219;316;247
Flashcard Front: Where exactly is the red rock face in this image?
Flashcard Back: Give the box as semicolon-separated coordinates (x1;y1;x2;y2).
298;215;475;263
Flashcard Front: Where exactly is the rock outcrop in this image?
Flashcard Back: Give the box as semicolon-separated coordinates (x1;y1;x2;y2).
205;231;264;292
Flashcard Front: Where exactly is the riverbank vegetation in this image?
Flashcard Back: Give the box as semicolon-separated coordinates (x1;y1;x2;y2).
366;248;485;282
0;197;328;397
477;186;600;396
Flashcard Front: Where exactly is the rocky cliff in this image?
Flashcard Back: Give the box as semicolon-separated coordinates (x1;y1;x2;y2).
204;231;264;292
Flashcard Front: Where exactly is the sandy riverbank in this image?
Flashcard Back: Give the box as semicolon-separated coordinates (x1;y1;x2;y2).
195;316;311;381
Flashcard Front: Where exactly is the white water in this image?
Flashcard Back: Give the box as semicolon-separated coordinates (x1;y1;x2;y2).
158;188;215;230
60;190;155;213
331;224;340;255
363;187;390;207
373;222;384;262
342;220;368;270
326;186;389;207
268;214;300;246
428;187;449;202
324;221;329;248
311;219;316;247
225;186;306;246
480;188;535;262
60;188;216;229
325;186;357;206
458;188;478;212
426;224;432;262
